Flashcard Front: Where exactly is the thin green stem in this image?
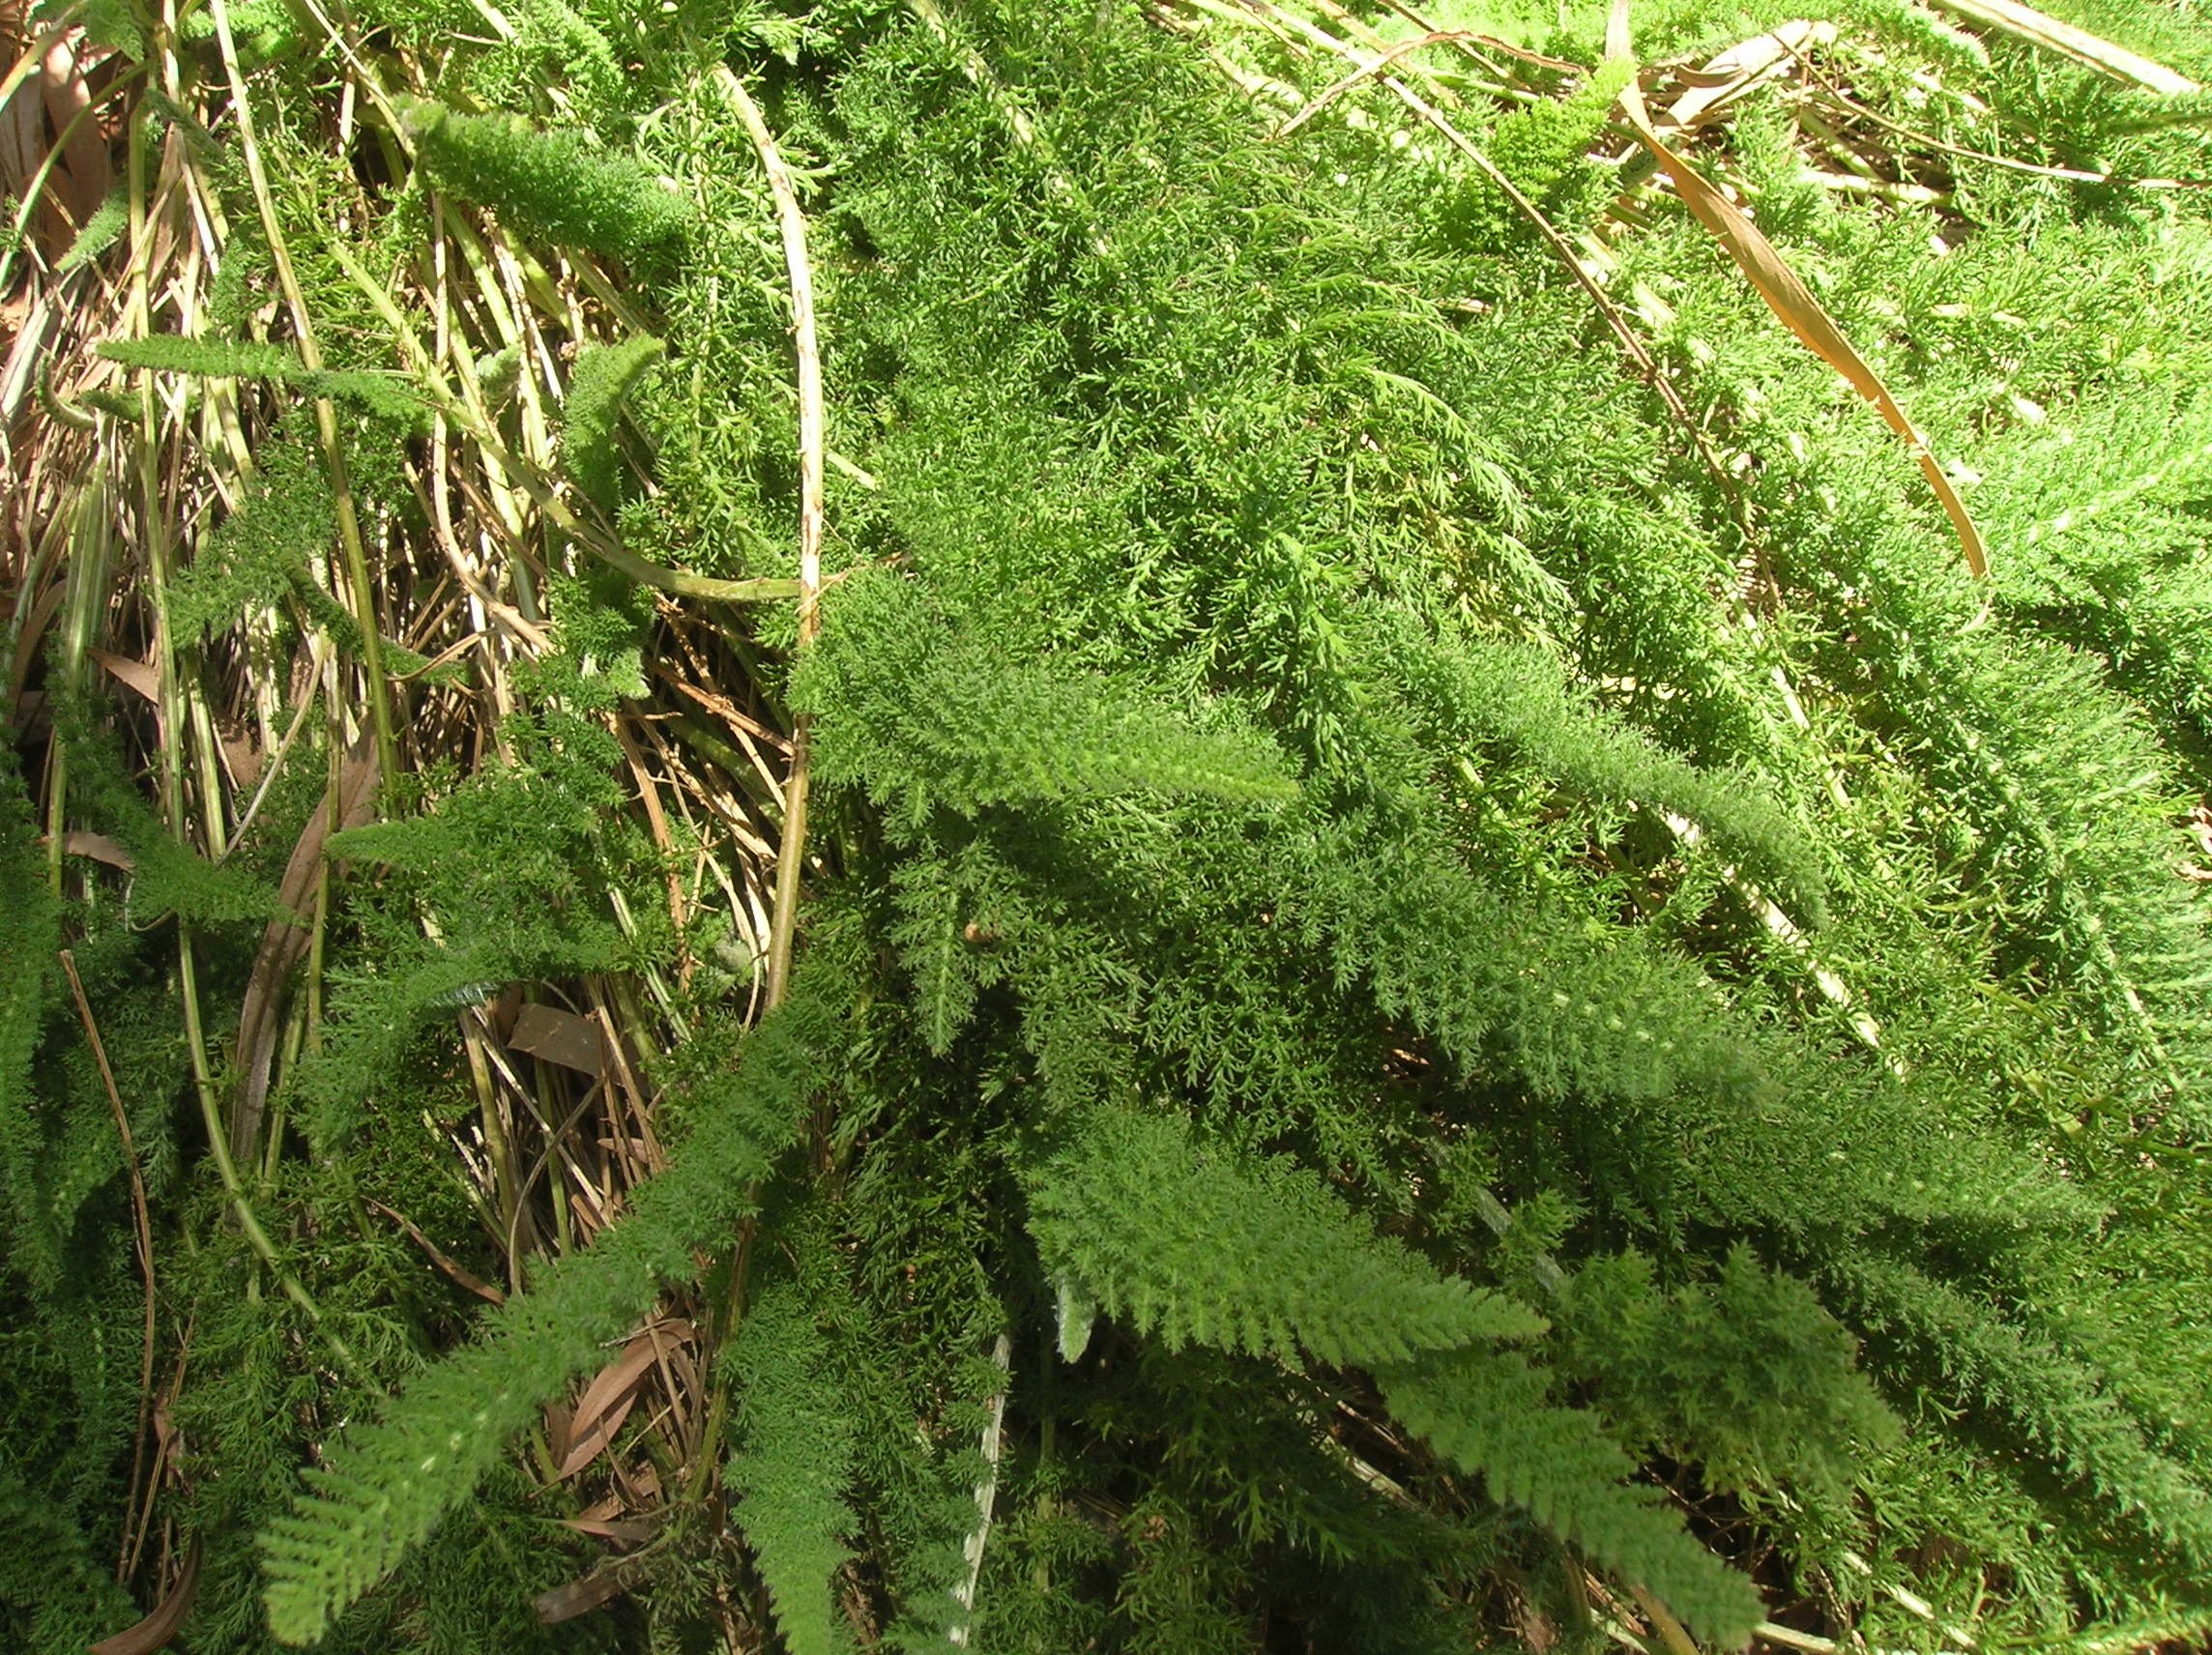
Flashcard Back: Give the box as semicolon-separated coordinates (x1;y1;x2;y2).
207;0;399;789
179;928;371;1386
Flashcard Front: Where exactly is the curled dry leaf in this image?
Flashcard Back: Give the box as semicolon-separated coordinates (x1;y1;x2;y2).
1661;20;1838;130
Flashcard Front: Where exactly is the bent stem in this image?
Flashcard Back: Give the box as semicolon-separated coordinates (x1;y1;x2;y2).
718;67;826;1015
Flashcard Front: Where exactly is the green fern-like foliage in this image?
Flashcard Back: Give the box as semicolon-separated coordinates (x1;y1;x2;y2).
0;1466;136;1653
299;708;645;1147
96;336;426;425
56;191;128;275
561;334;665;511
259;991;828;1642
1437;57;1635;250
168;432;335;640
1824;1245;2212;1568
1025;1104;1757;1640
399;101;695;269
55;700;276;928
1382;627;1828;924
1981;385;2212;703
726;1277;859;1655
1555;1245;1900;1495
0;758;62;1286
797;571;1301;820
1378;1345;1764;1643
1027;1106;1544;1366
24;0;2212;1644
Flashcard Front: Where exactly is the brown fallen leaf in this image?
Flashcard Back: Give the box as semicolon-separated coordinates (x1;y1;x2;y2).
59;829;131;870
89;647;159;704
230;738;379;1162
217;721;266;793
559;1320;696;1481
1610;0;1989;580
38;25;107;244
535;1557;645;1625
90;1536;201;1655
614;1459;662;1507
560;1514;660;1547
1;25;41;197
0;14;109;258
509;1001;612;1076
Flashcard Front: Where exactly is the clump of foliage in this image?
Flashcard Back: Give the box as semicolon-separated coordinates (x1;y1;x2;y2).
7;0;2212;1648
398;100;697;270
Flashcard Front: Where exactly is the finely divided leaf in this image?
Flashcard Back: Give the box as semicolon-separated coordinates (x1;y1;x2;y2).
1026;1107;1543;1368
726;1283;858;1655
1380;1345;1762;1647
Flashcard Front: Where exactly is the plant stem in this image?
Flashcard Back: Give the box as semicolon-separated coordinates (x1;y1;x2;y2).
718;69;826;1014
59;948;159;1582
207;0;399;790
178;927;370;1386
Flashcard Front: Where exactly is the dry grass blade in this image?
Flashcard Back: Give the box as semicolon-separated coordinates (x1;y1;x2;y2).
35;24;109;230
1630;1582;1705;1655
1778;32;2209;189
536;1555;650;1625
364;1198;507;1304
561;1514;659;1545
1235;2;1756;538
1279;30;1474;134
1608;0;1990;580
17;1;775;1631
1373;0;1583;72
1661;20;1837;130
89;644;158;703
1922;0;2198;94
205;0;399;783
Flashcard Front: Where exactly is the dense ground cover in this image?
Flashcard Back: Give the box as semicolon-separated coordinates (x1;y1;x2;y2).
7;0;2212;1647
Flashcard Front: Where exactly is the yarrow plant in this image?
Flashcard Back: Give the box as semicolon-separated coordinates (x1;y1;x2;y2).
5;0;2212;1647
